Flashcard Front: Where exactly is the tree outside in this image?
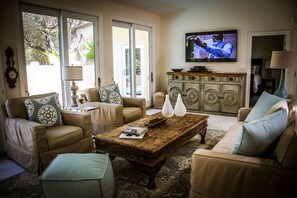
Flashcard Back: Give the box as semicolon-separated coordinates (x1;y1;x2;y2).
22;12;94;66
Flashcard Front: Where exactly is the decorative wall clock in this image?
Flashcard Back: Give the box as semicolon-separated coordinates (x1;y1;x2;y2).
5;47;18;89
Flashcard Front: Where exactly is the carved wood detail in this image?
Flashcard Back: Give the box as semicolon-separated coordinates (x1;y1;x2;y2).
167;72;246;116
94;112;208;189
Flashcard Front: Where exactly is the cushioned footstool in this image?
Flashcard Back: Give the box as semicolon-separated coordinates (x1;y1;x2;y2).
40;153;114;198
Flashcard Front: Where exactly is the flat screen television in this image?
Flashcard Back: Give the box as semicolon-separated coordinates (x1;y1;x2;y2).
185;30;237;62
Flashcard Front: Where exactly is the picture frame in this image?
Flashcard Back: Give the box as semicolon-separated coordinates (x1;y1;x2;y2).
76;97;87;108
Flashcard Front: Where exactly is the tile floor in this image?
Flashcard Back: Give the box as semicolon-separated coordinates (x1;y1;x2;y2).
146;108;237;131
0;109;237;181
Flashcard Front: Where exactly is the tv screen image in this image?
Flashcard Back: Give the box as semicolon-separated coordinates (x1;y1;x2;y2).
185;30;237;62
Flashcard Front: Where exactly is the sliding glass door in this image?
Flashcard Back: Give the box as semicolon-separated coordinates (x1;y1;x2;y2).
112;21;152;106
61;11;98;105
20;4;98;106
21;7;62;98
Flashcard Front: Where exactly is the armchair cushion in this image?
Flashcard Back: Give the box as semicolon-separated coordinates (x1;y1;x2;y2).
123;107;143;123
24;94;63;127
84;87;100;102
231;109;288;157
99;83;123;104
46;125;84;150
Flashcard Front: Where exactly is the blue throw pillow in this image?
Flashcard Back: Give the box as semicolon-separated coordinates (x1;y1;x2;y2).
231;108;288;157
245;91;284;122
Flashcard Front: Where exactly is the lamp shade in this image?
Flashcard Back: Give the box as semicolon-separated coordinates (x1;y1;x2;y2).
270;51;297;69
62;66;83;81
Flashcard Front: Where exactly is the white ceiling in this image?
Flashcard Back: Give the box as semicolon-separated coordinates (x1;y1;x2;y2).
106;0;198;15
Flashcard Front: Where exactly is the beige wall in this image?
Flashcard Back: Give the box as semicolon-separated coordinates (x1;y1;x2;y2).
159;0;297;91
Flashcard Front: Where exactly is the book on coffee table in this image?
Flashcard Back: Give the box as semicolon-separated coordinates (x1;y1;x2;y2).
119;132;146;139
119;126;148;139
122;126;148;136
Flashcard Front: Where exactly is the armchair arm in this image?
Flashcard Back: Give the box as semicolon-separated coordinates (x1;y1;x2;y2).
237;107;252;122
190;149;296;198
61;109;92;138
84;102;124;134
122;97;146;116
4;117;48;153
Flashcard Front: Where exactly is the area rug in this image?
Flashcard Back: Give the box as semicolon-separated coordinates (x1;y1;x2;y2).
0;129;226;198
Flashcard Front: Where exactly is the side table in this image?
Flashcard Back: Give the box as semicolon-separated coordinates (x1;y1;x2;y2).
64;106;99;112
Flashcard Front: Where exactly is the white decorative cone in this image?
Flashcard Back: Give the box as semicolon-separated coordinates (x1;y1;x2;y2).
162;94;174;117
174;94;187;116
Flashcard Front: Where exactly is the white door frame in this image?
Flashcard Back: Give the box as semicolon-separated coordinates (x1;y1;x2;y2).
245;30;291;107
112;20;153;107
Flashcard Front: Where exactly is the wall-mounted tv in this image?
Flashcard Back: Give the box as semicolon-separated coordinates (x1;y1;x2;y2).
185;30;237;62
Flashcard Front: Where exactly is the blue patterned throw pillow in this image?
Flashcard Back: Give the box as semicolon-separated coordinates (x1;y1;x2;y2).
99;84;123;104
24;95;63;127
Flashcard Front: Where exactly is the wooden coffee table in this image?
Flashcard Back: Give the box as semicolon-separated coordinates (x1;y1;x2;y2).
94;112;208;189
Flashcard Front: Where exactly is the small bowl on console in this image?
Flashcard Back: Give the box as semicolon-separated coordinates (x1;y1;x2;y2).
171;68;183;72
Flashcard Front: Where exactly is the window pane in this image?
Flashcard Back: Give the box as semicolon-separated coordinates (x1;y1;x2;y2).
135;29;150;99
67;18;96;94
112;26;131;97
22;12;62;101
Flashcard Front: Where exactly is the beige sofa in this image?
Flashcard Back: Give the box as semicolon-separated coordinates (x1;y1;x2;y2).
4;93;94;174
190;95;297;198
83;88;146;134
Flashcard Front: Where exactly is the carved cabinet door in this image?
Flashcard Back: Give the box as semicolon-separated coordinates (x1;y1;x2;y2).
221;84;240;114
203;83;240;113
203;83;220;112
183;83;200;111
168;81;183;106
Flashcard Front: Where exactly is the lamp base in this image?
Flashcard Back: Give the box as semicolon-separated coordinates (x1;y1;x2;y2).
274;89;288;99
273;69;288;98
70;81;79;107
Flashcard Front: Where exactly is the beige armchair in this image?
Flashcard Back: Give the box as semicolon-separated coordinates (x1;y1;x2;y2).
83;88;146;134
4;92;94;174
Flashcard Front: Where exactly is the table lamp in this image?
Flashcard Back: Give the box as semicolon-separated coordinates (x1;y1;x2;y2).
62;66;83;107
270;51;297;98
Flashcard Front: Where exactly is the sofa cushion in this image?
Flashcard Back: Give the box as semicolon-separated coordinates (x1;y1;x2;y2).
245;91;284;122
212;121;243;153
265;99;288;116
99;83;123;105
231;109;288;157
274;120;297;169
46;125;84;150
123;107;142;124
84;88;100;102
24;95;63;127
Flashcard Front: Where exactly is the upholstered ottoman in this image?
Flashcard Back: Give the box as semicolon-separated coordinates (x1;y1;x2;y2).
40;153;114;198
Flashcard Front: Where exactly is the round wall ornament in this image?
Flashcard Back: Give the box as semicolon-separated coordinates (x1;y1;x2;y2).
4;47;19;89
